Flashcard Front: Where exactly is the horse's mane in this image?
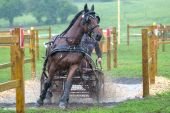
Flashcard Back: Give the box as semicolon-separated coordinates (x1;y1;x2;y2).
60;10;84;36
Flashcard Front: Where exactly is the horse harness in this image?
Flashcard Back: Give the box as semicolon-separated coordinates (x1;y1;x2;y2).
43;37;95;78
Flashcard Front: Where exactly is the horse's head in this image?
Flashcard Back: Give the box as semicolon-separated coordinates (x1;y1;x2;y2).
81;4;102;41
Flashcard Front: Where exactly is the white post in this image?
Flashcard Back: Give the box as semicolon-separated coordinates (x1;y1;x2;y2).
118;0;120;44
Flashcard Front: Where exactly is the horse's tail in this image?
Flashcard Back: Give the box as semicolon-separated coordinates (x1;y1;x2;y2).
42;57;48;78
42;46;51;79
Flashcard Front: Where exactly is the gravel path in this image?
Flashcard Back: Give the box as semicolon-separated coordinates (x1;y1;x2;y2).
0;76;170;108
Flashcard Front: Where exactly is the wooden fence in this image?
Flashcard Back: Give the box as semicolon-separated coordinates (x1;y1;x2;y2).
31;27;51;59
142;26;158;97
0;29;36;79
127;24;149;46
158;25;170;52
100;27;117;70
0;28;25;113
127;24;170;47
36;26;51;40
142;26;170;97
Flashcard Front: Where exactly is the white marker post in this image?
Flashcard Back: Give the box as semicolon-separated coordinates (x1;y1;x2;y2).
118;0;120;45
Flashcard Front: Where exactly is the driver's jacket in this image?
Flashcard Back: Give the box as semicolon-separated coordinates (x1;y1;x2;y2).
81;34;102;58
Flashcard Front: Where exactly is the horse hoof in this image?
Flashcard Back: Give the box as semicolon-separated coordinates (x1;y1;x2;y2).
59;102;67;109
35;99;44;107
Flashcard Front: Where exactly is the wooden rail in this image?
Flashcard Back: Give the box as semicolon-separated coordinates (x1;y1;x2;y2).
0;28;25;113
0;29;36;79
36;26;51;40
159;26;170;52
100;27;117;70
0;80;20;92
127;24;150;46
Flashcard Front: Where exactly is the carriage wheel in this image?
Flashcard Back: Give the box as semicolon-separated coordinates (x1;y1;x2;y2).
94;70;105;103
88;69;104;102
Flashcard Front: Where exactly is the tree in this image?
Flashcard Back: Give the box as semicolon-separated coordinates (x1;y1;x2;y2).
44;0;60;25
58;1;78;23
0;0;25;26
26;0;78;25
73;0;113;2
24;0;46;25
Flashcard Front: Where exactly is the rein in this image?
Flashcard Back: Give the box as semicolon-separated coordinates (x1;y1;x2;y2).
87;24;99;36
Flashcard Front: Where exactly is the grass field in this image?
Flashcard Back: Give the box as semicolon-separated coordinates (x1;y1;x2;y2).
0;38;170;113
1;0;170;112
1;40;170;82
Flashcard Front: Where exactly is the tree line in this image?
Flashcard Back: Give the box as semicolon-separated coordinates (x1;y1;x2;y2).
0;0;78;26
0;0;113;27
73;0;113;2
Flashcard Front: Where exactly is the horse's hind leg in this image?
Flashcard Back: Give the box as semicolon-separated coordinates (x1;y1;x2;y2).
59;64;79;109
36;79;52;106
36;65;55;106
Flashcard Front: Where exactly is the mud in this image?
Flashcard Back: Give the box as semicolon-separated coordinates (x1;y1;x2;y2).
0;76;170;108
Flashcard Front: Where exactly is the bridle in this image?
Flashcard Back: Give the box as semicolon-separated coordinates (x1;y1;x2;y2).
81;11;100;38
87;24;99;38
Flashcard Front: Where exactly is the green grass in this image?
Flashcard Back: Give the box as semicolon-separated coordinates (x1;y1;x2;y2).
1;40;170;82
1;0;170;112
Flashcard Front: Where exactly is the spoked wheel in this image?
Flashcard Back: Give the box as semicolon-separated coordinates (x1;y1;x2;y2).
95;69;104;103
88;69;104;103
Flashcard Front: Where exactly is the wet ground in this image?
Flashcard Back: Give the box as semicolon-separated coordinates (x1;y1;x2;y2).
0;76;170;108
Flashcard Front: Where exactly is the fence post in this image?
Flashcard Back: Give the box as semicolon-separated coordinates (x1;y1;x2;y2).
30;29;36;79
149;32;154;84
162;29;165;52
10;30;17;80
49;26;51;40
107;29;111;70
99;28;103;53
142;29;150;97
127;24;130;46
150;26;157;84
14;28;25;113
35;30;39;59
154;36;158;82
112;27;117;68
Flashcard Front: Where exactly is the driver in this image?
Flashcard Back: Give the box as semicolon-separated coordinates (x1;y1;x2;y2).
81;33;102;64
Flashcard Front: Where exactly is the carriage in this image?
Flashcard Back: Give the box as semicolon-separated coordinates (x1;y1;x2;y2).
40;55;105;103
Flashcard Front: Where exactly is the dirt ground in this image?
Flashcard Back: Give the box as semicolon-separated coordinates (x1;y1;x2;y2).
0;76;170;107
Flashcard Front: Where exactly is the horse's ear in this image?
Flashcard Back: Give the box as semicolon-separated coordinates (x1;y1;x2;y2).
84;3;88;12
91;4;94;11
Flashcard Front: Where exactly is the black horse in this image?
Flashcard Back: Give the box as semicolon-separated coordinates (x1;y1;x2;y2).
36;4;102;109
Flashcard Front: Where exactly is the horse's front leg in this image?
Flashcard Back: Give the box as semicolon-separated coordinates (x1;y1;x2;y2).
59;64;79;109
